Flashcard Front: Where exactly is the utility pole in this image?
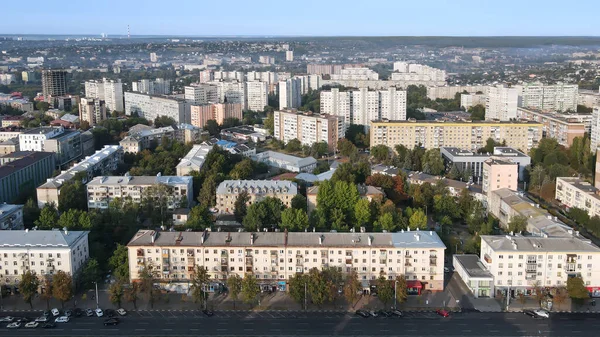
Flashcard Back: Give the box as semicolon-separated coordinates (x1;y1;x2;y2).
94;282;99;309
394;281;397;310
304;282;307;311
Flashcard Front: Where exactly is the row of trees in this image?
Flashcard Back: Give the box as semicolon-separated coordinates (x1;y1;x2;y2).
371;144;446;177
19;271;74;309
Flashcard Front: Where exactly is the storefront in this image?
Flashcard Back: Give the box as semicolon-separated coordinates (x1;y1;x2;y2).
587;287;600;298
278;281;287;291
407;280;423;295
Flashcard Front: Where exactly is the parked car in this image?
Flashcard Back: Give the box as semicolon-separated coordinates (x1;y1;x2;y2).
377;310;391;317
0;316;14;323
85;308;94;317
24;322;39;328
436;309;450;317
64;309;73;317
533;309;550;318
42;322;56;329
74;308;83;317
103;318;120;326
43;310;51;318
116;308;127;316
390;310;403;317
95;308;104;317
355;310;370;318
202;309;214;317
524;310;538;318
369;311;378;317
17;317;31;323
444;267;450;273
6;322;22;329
35;316;48;323
55;316;70;323
105;309;115;318
51;308;60;317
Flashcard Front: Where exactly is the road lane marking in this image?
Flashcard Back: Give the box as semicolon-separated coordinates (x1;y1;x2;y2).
72;329;91;331
162;328;173;331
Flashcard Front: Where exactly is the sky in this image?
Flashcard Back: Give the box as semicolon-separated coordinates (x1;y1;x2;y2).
0;0;597;36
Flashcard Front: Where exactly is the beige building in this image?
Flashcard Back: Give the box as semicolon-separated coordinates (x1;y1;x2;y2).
216;180;297;214
370;120;542;153
0;138;19;155
517;107;587;148
190;103;243;129
273;110;343;151
79;97;107;126
482;158;518;196
556;177;600;219
127;229;446;292
307;184;384;214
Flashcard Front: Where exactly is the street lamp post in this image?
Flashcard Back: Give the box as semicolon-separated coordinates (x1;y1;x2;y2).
394;281;398;310
94;282;99;309
304;282;307;311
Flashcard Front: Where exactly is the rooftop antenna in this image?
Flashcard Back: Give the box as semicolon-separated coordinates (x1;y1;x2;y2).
127;25;130;39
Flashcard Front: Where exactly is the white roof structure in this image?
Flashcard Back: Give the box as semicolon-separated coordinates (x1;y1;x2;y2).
216;180;297;195
0;229;89;248
176;144;213;175
87;174;192;186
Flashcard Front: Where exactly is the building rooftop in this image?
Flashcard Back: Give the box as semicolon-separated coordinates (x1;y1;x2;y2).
453;254;493;279
176;144;213;171
484;157;517;166
0;152;54;178
493;147;528;158
0;229;88;248
21;126;64;136
0;204;23;216
480;234;600;253
216;180;297;195
372;119;543;126
253;151;317;168
87;174;192;186
127;229;446;249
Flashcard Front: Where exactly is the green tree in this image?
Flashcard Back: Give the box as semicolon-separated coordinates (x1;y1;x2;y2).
40;276;53;310
468;104;485;120
371;145;390;163
291;194;307;211
311;141;329;157
57;209;81;230
280;208;309;231
109;244;129;283
376;273;394;308
243;197;284;231
138;264;159;309
553;286;568;310
36;101;49;112
433;193;460;220
230;159;254;180
185;205;212;230
52;270;73;308
227;274;242;309
198;174;218;207
321;267;343;304
80;258;101;290
408;208;427;230
568;207;590;226
19;271;40;309
34;203;58;229
23;198;40;229
108;282;125;308
307;268;329;307
125;282;140;309
375;212;397;232
234;191;250;223
566;276;589;305
354;199;372;230
422;149;445;175
365;174;395;189
264;112;274;135
394;275;408;305
241;274;260;305
205;120;220;136
338;138;357;157
508;215;528;233
57;180;87;212
154;116;176;127
344;270;362;308
288;273;309;309
285;139;302;152
190;266;211;308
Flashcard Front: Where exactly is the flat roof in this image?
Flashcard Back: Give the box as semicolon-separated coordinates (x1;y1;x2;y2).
254;151;317;168
88;175;192;186
454;254;493;279
481;234;600;253
371;119;542;126
0;229;88;248
0;152;54;178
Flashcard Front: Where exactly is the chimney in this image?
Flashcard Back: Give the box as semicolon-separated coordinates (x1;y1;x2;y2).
360;227;365;233
150;230;157;243
63;227;68;235
414;233;420;241
319;235;324;245
250;233;254;245
368;235;372;246
284;228;289;246
25;229;29;233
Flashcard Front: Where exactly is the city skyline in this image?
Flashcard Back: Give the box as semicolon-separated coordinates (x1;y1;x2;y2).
0;0;598;36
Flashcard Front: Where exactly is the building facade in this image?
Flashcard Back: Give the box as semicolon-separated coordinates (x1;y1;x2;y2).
461;93;486;110
251;151;317;173
0;152;55;203
124;92;188;124
79;98;107;126
279;78;302;110
41;69;67;102
556;177;600;219
273;110;343;151
176;144;212;176
370;120;542;153
84;78;124;112
0;204;24;230
486;85;519;121
132;78;171;95
482;158;518;196
440;147;530;182
517;107;587;148
190;103;243;128
245;81;268;112
516;83;578;112
216;180;298;213
127;230;446;292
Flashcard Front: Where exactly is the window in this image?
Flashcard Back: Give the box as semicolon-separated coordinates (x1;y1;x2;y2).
499;255;503;259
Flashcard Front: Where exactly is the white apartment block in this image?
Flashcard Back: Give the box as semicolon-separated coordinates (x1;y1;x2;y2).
516;83;578;112
245;81;268;112
0;204;24;230
578;90;600;109
486;85;519;121
331;67;379;81
208;81;245;107
461;93;487;110
124;92;188;124
18;127;65;152
480;234;600;295
216;180;298;213
285;50;294;62
320;87;406;129
259;56;275;65
556;177;600;218
428;85;489;100
176;144;212;176
79;97;107;126
127;230;446;292
84;78;124;112
591;107;600;152
213;71;244;82
132;78;171;95
279;78;302;109
391;62;446;86
273;110;343;151
36;145;123;208
87;175;193;210
0;230;89;284
184;84;219;105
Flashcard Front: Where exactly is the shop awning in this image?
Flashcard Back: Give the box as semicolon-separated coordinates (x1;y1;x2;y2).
407;280;423;289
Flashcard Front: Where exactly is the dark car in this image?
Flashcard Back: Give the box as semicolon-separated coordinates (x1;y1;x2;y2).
16;317;31;323
43;311;51;318
390;309;403;317
64;309;73;317
103;318;120;326
42;322;56;329
73;308;83;317
355;310;370;318
202;309;214;317
377;310;391;317
105;309;116;318
523;310;538;318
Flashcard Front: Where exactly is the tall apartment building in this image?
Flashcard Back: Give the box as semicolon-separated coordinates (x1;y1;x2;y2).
184;84;219;105
245;81;268;112
190;103;243;128
216;180;297;213
0;230;89;283
486;85;519;121
213;71;244;82
461;93;487;110
41;69;67;102
427;85;489;100
306;64;363;75
127;230;446;292
481;158;518;196
278;78;302;109
578;90;600;109
331;68;379;81
273;110;343;151
79;98;107;126
320;87;407;129
18;127;83;167
36;145;123;208
207;81;245;107
199;69;213;83
370;120;542;153
590;107;600;152
0;204;24;230
391;62;447;86
124;92;188;124
132;78;171;95
516;83;578;112
150;53;158;63
258;56;275;65
285;50;294;62
84;79;124;112
0;152;55;203
516;108;587;148
86;175;193;210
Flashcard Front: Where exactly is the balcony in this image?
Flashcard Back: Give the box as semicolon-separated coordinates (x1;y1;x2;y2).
221;251;228;257
136;258;144;266
345;259;353;266
162;252;169;258
137;250;144;257
221;266;228;272
484;254;492;264
404;260;412;267
246;266;253;273
220;258;228;266
270;268;278;274
187;259;195;266
379;259;387;265
296;260;303;266
245;257;253;265
564;263;576;273
430;258;437;266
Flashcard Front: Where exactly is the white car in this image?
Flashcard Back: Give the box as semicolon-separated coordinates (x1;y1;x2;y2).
116;308;127;316
95;308;104;317
6;322;21;329
51;308;60;317
0;316;14;322
34;316;48;323
533;309;549;318
444;267;450;273
55;316;70;323
25;321;39;328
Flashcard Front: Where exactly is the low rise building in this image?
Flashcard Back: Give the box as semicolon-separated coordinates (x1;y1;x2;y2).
87;175;193;210
1;116;26;128
0;138;19;155
36;145;123;208
0;204;24;230
221;126;266;143
407;172;472;198
555;177;600;218
440;147;530;182
0;229;89;284
216;180;298;213
482;158;518;196
18;126;82;167
176;144;213;176
517;107;588;148
452;254;494;298
251;151;317;173
190;103;243;129
127;229;446;292
460;93;487;110
306;184;384;213
0;152;55;203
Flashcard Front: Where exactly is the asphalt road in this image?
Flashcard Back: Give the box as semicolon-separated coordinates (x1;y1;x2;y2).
0;310;599;336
